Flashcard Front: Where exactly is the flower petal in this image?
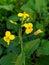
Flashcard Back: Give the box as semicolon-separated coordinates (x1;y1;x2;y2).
9;35;15;40
5;31;11;37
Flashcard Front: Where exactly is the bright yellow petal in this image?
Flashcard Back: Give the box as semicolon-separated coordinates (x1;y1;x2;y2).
28;23;33;27
34;29;43;35
23;12;29;17
22;23;33;29
9;35;15;40
18;13;23;17
3;36;10;45
23;15;27;20
22;23;29;28
4;36;7;42
25;28;33;34
5;31;11;37
22;12;29;20
7;40;10;45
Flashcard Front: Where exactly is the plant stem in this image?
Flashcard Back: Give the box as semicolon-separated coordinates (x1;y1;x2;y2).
19;26;23;52
19;25;25;65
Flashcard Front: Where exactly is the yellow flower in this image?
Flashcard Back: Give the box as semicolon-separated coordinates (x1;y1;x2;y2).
5;31;11;37
9;35;15;40
4;36;10;45
23;12;29;17
23;23;33;28
23;12;29;20
3;31;15;45
25;28;33;34
18;13;23;17
22;23;29;28
34;29;43;35
28;23;33;28
10;20;17;25
18;12;29;20
22;23;33;34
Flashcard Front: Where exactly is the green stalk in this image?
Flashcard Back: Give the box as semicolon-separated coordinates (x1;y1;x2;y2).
19;26;23;52
19;25;25;65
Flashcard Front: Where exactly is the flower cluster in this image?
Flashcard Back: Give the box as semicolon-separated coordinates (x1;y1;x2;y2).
22;23;33;34
18;12;29;21
22;22;43;35
18;12;43;35
3;12;43;46
3;31;15;45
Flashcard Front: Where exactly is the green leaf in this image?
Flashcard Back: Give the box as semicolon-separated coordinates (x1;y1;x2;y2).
7;15;19;32
35;55;49;65
36;22;44;30
21;0;47;14
15;52;25;65
24;39;40;56
0;0;7;4
35;22;45;36
0;53;17;65
7;37;21;55
21;0;36;17
37;40;49;55
0;46;2;55
0;4;14;10
21;0;35;10
8;15;19;22
25;56;32;65
35;0;47;13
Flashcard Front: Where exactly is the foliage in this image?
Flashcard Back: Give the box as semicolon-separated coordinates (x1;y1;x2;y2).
0;0;49;65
